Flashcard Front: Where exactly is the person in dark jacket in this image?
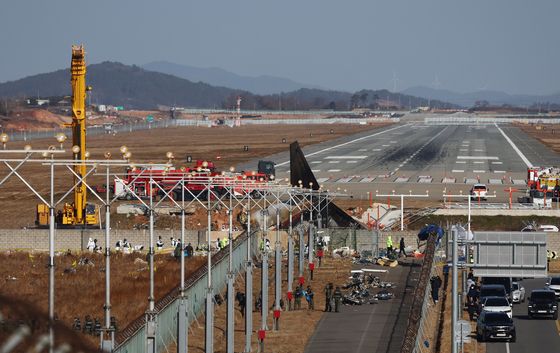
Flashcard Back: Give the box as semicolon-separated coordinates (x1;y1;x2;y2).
294;284;303;310
185;242;194;257
324;283;334;312
236;291;246;317
430;275;442;303
399;237;406;257
333;286;343;312
306;286;314;310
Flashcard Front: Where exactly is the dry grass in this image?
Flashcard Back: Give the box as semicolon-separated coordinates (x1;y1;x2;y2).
0;250;206;348
0;123;386;229
515;123;560;153
438;271;485;353
168;257;352;353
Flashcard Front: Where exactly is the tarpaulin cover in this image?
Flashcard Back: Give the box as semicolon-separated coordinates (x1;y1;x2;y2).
417;224;444;242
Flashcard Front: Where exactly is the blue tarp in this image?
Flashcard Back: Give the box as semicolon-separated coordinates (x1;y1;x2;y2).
418;224;444;243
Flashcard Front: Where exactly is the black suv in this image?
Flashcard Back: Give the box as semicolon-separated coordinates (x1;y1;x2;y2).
528;289;558;319
476;311;516;342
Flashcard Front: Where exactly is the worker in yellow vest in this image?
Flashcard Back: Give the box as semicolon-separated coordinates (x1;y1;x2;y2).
386;235;393;254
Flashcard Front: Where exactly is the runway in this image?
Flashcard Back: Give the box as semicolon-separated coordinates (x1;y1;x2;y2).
239;122;560;202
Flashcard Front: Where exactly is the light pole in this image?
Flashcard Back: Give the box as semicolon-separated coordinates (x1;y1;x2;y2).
375;190;429;230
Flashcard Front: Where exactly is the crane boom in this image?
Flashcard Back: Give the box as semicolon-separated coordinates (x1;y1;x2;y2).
70;45;88;224
36;45;99;228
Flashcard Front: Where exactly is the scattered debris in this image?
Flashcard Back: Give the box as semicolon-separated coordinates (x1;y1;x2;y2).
332;246;354;258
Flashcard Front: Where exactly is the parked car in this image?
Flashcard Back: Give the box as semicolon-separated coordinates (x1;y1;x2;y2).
476;311;516;342
479;296;513;318
481;277;512;300
546;277;560;300
511;282;525;303
470;184;488;200
480;284;507;303
528;289;558;319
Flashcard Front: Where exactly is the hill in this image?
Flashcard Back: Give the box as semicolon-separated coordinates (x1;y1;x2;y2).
402;86;560;108
143;60;315;95
0;62;245;110
0;62;458;110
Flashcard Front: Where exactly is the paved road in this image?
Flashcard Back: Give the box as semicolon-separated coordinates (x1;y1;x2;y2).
486;279;560;353
304;261;422;353
240;122;560;202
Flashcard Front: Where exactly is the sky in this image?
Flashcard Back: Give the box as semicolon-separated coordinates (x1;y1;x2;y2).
1;0;559;95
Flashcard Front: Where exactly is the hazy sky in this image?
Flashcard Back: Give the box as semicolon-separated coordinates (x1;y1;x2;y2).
1;0;559;95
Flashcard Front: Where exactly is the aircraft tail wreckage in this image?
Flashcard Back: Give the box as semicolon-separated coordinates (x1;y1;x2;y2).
290;141;365;229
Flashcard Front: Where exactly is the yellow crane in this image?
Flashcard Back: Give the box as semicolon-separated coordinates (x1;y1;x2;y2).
36;45;99;227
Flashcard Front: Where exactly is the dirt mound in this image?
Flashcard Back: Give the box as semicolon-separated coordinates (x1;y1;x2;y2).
2;109;70;130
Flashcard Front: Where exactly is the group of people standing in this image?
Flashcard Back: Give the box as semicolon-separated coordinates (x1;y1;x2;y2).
323;283;343;312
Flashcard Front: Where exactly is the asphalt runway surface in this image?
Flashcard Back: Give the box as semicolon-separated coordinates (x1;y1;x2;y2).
240;122;560;202
304;260;422;353
485;278;560;353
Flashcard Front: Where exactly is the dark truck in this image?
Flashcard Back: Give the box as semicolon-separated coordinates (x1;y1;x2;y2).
528;289;558;319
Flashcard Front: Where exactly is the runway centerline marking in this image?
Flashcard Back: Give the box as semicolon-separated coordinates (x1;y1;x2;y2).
327;169;341;172
390;126;448;173
494;123;532;167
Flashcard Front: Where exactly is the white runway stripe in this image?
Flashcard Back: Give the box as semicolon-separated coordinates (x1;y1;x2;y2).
457;156;499;160
325;156;367;159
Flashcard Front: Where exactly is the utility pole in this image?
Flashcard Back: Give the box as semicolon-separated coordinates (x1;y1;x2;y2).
273;194;282;330
261;206;269;331
146;176;157;353
205;183;214;353
102;164;113;351
244;192;253;352
287;193;294;310
226;189;235;353
177;179;188;353
48;153;55;353
451;225;458;353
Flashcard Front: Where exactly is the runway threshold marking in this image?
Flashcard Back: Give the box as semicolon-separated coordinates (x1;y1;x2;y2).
275;124;407;167
494;123;533;167
457;156;499;160
324;156;367;159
